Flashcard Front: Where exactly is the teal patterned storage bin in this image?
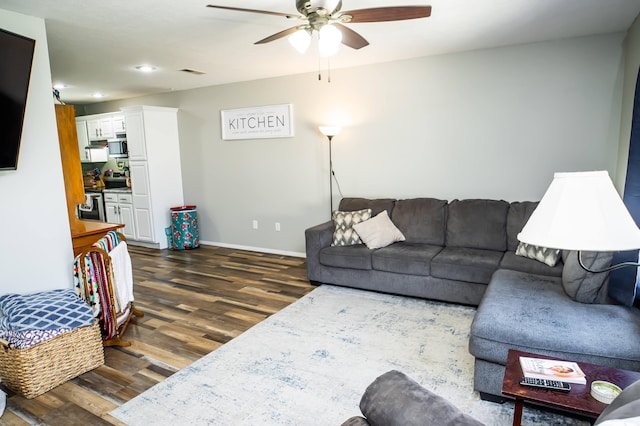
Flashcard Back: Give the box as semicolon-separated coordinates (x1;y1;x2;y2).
170;206;199;250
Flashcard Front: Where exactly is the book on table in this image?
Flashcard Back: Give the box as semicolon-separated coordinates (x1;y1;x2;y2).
519;356;587;384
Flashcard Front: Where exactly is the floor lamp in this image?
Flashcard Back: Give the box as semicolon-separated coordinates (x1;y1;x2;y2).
319;126;341;217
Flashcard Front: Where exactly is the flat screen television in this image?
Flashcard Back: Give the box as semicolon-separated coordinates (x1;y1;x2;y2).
0;27;35;171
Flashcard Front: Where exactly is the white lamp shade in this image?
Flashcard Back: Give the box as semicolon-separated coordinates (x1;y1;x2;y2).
289;29;311;54
319;125;341;137
318;24;342;57
517;171;640;251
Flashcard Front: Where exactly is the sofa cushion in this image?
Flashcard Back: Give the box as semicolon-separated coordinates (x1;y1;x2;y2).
506;201;538;252
499;252;563;277
372;243;443;276
339;198;396;217
319;245;373;270
446;199;509;251
391;198;447;245
331;208;372;246
562;251;613;304
353;210;406;249
358;370;485;426
431;247;503;284
469;269;640;371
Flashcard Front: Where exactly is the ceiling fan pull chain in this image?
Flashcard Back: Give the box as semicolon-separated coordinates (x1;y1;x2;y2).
318;53;322;81
327;56;332;83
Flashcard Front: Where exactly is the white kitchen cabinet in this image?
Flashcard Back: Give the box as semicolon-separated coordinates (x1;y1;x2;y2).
87;116;114;141
75;119;91;163
123;111;146;161
123;106;184;249
104;192;136;240
85;147;109;162
112;115;126;134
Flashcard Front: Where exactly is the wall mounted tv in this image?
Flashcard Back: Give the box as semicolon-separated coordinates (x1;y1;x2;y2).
0;27;35;171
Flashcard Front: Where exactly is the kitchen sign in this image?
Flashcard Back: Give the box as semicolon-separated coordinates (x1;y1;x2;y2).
221;104;294;140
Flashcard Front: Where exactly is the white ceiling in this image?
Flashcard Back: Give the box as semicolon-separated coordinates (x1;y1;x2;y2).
2;0;640;104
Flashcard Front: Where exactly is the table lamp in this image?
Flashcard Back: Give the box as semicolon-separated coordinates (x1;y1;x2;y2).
517;170;640;273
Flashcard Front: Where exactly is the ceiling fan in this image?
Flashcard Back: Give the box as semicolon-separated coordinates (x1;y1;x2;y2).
206;0;432;53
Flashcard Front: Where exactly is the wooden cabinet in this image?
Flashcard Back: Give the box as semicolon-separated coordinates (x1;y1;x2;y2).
56;104;85;233
122;106;184;249
104;192;136;240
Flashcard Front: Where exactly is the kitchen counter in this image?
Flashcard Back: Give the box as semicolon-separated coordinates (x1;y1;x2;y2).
102;187;132;193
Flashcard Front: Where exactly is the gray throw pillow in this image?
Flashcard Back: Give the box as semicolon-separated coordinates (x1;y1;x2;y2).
359;370;485;426
562;251;613;304
515;242;561;267
331;209;372;246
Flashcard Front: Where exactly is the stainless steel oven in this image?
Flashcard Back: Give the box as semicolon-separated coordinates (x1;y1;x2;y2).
77;191;105;221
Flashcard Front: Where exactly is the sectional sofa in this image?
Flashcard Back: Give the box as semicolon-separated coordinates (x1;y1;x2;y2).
305;197;640;400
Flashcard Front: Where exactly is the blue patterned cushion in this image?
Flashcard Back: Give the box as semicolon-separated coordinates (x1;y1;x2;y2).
0;289;94;331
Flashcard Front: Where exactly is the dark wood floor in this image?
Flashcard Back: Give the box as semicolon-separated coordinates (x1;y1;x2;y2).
2;245;314;425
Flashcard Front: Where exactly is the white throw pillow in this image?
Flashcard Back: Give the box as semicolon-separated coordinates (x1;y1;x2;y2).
353;210;406;249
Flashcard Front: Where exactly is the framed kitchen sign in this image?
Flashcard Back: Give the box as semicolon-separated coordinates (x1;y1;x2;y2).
221;104;294;140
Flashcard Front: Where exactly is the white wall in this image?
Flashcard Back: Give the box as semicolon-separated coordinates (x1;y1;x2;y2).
0;10;73;293
86;33;625;256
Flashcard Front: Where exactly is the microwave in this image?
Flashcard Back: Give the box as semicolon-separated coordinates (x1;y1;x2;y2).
107;138;128;158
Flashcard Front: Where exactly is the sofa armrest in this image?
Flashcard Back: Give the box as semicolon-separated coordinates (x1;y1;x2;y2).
359;370;485;426
305;221;334;281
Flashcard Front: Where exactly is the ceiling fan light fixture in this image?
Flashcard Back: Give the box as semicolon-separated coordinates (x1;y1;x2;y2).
318;24;342;57
289;29;312;53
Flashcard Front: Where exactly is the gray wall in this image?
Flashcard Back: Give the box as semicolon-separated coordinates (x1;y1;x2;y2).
616;15;640;190
86;33;626;256
0;9;74;294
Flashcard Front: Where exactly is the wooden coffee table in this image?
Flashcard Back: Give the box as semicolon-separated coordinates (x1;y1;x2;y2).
502;349;640;426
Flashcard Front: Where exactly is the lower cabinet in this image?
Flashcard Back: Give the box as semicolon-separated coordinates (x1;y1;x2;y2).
104;192;136;240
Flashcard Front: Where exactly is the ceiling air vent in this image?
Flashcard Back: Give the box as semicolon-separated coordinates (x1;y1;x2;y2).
179;68;206;75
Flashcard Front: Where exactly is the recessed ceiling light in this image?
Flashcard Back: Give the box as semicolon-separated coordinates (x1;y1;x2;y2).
53;83;66;89
92;92;104;98
136;65;156;73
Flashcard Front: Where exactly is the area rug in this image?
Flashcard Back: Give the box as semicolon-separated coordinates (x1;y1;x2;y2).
111;285;586;425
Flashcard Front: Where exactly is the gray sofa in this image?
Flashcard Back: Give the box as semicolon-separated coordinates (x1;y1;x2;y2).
305;197;640;401
305;197;562;306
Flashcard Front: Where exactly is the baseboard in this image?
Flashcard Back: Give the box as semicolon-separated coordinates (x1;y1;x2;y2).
199;240;306;258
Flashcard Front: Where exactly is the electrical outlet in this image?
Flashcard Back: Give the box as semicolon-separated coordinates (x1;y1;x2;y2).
252;220;258;230
275;222;281;232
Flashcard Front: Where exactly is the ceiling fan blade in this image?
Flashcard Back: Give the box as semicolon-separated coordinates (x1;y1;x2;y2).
340;6;432;23
255;26;301;45
333;23;369;50
206;5;297;19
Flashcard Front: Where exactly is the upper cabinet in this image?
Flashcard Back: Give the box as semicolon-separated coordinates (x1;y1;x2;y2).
123;111;146;161
76;117;108;163
112;115;126;134
76;118;91;162
87;116;114;141
81;113;126;142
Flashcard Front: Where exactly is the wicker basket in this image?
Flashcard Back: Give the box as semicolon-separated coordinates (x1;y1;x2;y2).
0;322;104;398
